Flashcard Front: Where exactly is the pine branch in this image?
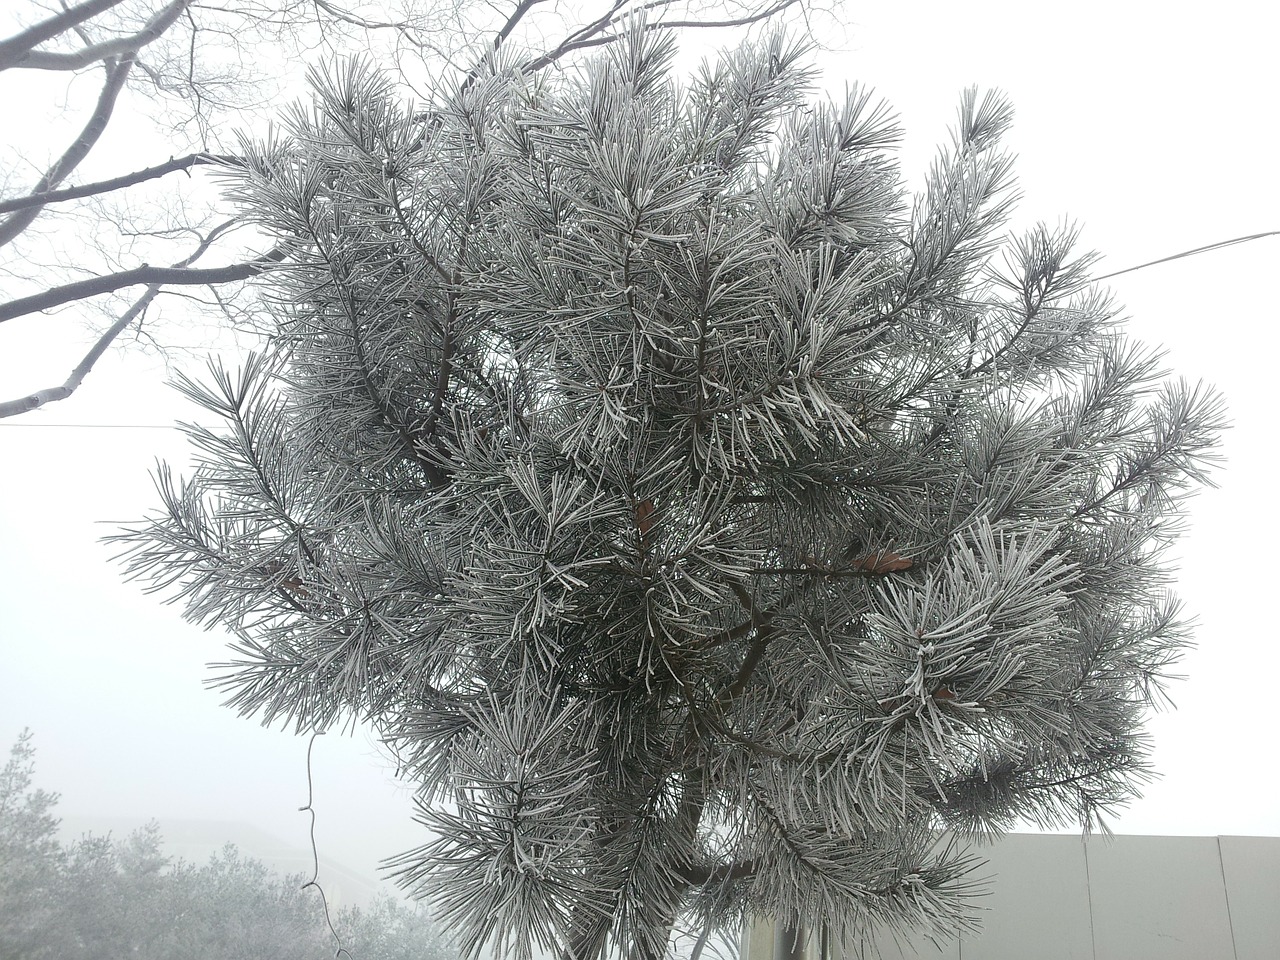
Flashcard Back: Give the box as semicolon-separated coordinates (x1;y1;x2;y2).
720;580;775;702
347;300;446;487
677;857;758;885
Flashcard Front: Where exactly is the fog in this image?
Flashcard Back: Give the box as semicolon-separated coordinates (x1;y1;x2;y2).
2;0;1276;918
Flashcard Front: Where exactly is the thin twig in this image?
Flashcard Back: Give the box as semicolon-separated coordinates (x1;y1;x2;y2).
298;731;354;960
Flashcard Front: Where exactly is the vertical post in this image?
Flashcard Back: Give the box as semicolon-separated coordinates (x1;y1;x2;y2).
775;913;806;960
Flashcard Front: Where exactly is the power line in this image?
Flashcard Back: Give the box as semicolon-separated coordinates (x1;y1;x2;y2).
1094;230;1280;281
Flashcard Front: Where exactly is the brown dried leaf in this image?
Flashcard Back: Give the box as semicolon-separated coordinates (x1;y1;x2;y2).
852;550;913;574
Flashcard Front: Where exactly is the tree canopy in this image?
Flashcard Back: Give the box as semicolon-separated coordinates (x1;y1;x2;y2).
115;23;1226;960
0;730;454;960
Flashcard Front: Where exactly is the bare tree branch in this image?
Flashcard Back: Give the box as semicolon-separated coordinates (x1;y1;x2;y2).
643;0;801;31
0;151;241;216
11;0;191;71
451;0;547;96
0;244;289;324
0;286;155;418
0;53;136;248
0;218;239;417
520;0;801;74
0;0;129;70
308;0;422;34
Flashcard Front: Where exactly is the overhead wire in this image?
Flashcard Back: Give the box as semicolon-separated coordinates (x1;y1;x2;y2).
1092;229;1279;281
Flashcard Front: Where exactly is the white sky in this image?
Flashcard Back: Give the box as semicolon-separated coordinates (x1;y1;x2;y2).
1;0;1278;892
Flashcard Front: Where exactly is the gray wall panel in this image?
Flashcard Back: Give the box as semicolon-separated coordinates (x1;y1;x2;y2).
959;834;1094;960
1084;836;1233;960
854;929;961;960
1219;835;1280;960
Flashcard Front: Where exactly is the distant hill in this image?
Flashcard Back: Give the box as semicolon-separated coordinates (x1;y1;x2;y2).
58;815;386;908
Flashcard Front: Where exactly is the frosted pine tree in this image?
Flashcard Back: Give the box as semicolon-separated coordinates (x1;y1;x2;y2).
116;26;1226;960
